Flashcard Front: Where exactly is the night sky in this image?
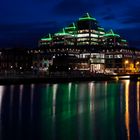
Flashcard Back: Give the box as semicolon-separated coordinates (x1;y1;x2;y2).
0;0;140;48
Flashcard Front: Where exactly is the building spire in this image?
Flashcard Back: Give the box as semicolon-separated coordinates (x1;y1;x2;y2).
104;29;120;37
79;13;96;21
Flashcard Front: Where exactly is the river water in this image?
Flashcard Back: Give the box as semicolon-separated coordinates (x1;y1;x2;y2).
0;80;140;140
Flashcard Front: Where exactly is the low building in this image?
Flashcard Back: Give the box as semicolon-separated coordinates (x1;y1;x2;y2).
0;48;33;74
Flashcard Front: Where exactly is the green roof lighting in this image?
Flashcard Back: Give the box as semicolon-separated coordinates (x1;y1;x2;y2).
79;13;96;21
104;29;120;37
41;33;52;41
121;39;127;42
55;28;71;36
65;23;76;30
98;27;104;31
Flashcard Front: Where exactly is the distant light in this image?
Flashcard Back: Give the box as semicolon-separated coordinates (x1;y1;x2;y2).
10;66;13;68
136;61;140;65
20;67;22;70
120;76;130;79
115;76;119;81
125;60;129;64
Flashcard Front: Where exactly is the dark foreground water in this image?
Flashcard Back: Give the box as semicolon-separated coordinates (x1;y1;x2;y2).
0;80;140;140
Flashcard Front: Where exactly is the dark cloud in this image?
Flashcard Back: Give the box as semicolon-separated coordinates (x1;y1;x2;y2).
121;17;140;24
0;21;59;34
103;0;124;5
120;6;140;24
117;27;140;48
54;0;95;16
128;40;140;49
0;21;60;48
102;14;116;20
0;0;140;48
126;5;140;16
34;0;50;1
117;28;140;39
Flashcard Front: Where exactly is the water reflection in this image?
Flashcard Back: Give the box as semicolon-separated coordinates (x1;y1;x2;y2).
137;82;140;135
0;81;140;140
19;85;23;123
0;86;4;140
124;80;130;140
30;84;34;121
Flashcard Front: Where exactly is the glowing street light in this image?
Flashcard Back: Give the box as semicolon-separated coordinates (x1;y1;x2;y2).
125;60;129;64
136;61;140;65
124;60;129;73
135;61;140;72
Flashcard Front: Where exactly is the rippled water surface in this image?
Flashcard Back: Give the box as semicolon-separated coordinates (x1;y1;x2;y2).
0;80;140;140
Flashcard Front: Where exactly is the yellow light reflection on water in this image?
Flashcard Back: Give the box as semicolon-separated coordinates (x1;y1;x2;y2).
124;80;130;140
137;81;140;135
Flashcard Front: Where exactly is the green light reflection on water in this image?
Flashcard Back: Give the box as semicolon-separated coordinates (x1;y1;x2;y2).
40;81;139;140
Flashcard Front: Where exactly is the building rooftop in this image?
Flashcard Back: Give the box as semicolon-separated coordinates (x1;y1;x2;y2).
79;13;96;21
103;29;120;37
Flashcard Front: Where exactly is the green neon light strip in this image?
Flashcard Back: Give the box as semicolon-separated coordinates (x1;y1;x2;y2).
41;38;52;41
55;28;71;35
73;22;76;28
65;26;76;29
110;29;114;34
79;17;96;21
65;27;76;29
103;34;120;37
79;13;96;21
106;29;114;34
104;29;120;37
98;27;104;30
49;33;51;38
41;34;52;41
65;23;76;30
121;39;127;42
55;33;70;35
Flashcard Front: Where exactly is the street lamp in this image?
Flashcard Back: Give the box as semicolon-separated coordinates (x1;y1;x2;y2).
136;61;140;72
136;61;139;65
124;60;129;73
125;60;129;64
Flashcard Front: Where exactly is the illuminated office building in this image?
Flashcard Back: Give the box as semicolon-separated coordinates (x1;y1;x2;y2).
39;13;106;47
37;13;140;73
39;33;52;46
76;13;100;46
103;29;128;48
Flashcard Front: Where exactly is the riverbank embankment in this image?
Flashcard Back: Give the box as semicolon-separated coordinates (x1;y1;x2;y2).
0;72;140;84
